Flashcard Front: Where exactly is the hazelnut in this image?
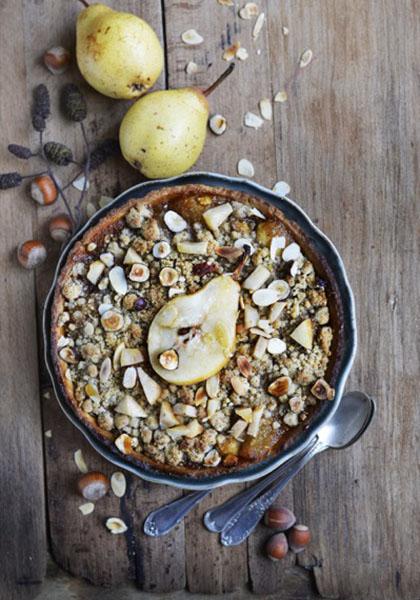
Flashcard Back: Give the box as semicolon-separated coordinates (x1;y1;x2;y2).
43;46;71;75
265;532;289;561
49;213;73;242
17;240;47;269
287;524;311;553
77;471;110;501
30;175;57;206
159;267;179;287
264;506;296;531
159;349;179;371
311;378;335;401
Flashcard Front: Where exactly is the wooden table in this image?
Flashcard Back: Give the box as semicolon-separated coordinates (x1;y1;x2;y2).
1;1;419;598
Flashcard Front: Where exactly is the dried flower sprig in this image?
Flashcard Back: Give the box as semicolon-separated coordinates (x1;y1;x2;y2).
1;81;120;230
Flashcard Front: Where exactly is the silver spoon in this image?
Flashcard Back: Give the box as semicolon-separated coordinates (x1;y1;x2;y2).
220;391;375;546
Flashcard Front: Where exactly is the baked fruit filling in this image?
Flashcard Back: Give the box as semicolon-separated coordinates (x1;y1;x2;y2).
53;190;335;473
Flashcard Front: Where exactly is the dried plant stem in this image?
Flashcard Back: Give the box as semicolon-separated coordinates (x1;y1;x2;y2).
39;131;76;227
75;121;91;228
203;63;235;97
22;171;48;179
78;0;90;7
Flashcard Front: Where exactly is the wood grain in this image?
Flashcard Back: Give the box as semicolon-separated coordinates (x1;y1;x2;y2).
0;2;47;599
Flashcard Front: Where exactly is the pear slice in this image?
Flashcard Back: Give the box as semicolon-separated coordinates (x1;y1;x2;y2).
148;275;240;385
290;318;314;350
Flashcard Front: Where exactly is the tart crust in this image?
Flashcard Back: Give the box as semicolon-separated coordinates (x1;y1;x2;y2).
51;184;344;478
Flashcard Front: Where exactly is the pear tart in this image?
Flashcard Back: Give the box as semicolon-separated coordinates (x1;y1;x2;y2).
51;184;340;476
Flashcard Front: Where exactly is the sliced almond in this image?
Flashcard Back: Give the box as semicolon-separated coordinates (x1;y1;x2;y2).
272;181;291;196
252;12;265;39
194;386;207;406
239;2;259;18
115;395;147;418
244;111;264;129
257;319;274;333
109;266;128;295
250;327;271;338
268;279;290;299
206;374;220;398
231;375;250;396
230;419;248;440
290;318;313;349
267;338;287;354
120;348;144;367
274;90;288;103
259;98;273;120
209;114;227;135
250;207;266;219
237;355;253;378
206;398;221;418
311;378;335;401
79;502;95;515
87;260;105;285
181;29;204;45
85;383;100;400
122;366;137;389
234;238;255;255
137;367;162;404
253;335;268;359
203;203;233;232
99;357;112;382
105;517;128;534
215;246;243;261
290;260;300;277
113;342;125;370
101;309;124;332
252;288;280;307
128;263;150;283
164;210;187;233
268;375;292;397
152;241;171;259
270;236;286;260
110;472;127;498
177;240;208;255
235;407;253;423
173;403;197;418
282;242;301;262
185;61;198;74
167;419;204;440
247;405;264;437
299;48;313;68
74;449;88;473
114;433;133;455
59;347;76;364
124;247;143;264
237;158;255;178
244;304;259;328
100;252;114;268
160;400;180;429
243;265;270;290
269;301;286;323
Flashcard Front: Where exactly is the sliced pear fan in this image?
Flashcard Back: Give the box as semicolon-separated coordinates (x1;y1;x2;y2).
148;275;240;385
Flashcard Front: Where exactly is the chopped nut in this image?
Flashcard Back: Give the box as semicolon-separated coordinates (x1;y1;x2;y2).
230;419;248;440
164;210;187;233
235;407;253;423
115;433;134;454
78;502;95;516
267;338;287;355
167;419;204;440
159;267;179;287
253;335;268;359
311;378;335;401
87;260;105;285
206;374;220;398
115;395;147;418
105;517;128;534
160;400;180;429
290;319;313;349
128;263;150;283
252;12;265;39
159;349;179;370
223;41;241;61
181;29;204;45
247;405;264;437
74;449;88;474
259;98;273;120
77;471;109;500
101;309;124;332
231;375;250;396
268;376;291;397
177;240;208;255
209;114;227;135
137;367;162;404
244;112;264;129
239;2;259;19
272;181;291;196
185;61;198;74
122;367;137;389
274;90;288;103
110;472;127;498
120;348;143;366
237;355;253;378
99;357;112;382
237;158;255;178
153;241;171;259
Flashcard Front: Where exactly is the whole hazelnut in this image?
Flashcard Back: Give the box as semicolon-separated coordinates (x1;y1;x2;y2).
43;46;71;75
264;506;296;531
77;471;110;501
265;532;289;561
17;240;47;269
287;524;311;553
30;175;57;206
49;213;73;242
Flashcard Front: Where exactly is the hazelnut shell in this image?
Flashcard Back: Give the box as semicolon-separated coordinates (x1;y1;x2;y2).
287;524;311;553
264;506;296;531
265;532;289;561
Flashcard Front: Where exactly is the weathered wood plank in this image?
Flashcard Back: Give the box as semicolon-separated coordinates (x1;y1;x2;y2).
0;2;47;599
266;1;420;599
21;0;185;591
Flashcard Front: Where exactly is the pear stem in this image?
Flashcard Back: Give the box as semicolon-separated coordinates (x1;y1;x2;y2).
78;0;89;7
203;64;235;97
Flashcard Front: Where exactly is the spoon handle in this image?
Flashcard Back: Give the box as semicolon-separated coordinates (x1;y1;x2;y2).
221;440;325;546
144;489;210;537
204;437;318;533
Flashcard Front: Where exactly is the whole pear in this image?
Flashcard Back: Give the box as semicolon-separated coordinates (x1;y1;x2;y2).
119;65;235;179
76;3;164;100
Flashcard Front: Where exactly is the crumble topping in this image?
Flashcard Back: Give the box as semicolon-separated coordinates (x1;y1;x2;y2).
54;193;335;471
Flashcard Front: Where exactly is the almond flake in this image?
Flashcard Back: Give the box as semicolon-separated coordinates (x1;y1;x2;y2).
237;158;255;177
252;12;265;40
270;235;286;260
244;111;264;129
209;114;227;135
252;288;280;307
259;98;272;120
290;260;300;277
206;374;220;398
164;210;187;233
282;26;289;36
269;301;286;322
79;502;95;516
299;49;313;68
109;266;128;295
249;207;266;219
115;433;133;454
231;375;249;396
98;303;113;315
72;175;89;192
87;260;105;285
282;242;301;262
110;472;127;498
115;395;147;418
153;241;171;259
74;449;88;473
181;29;204;45
100;252;114;268
267;338;287;354
253;335;268;359
268;279;290;299
137;367;162;404
236;47;249;60
239;2;259;19
105;517;128;534
243;264;270;290
274;90;288;103
185;61;198;74
99;357;112;382
272;181;290;196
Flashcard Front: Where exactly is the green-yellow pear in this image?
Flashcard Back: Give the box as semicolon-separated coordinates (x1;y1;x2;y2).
76;3;164;100
119;65;235;179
